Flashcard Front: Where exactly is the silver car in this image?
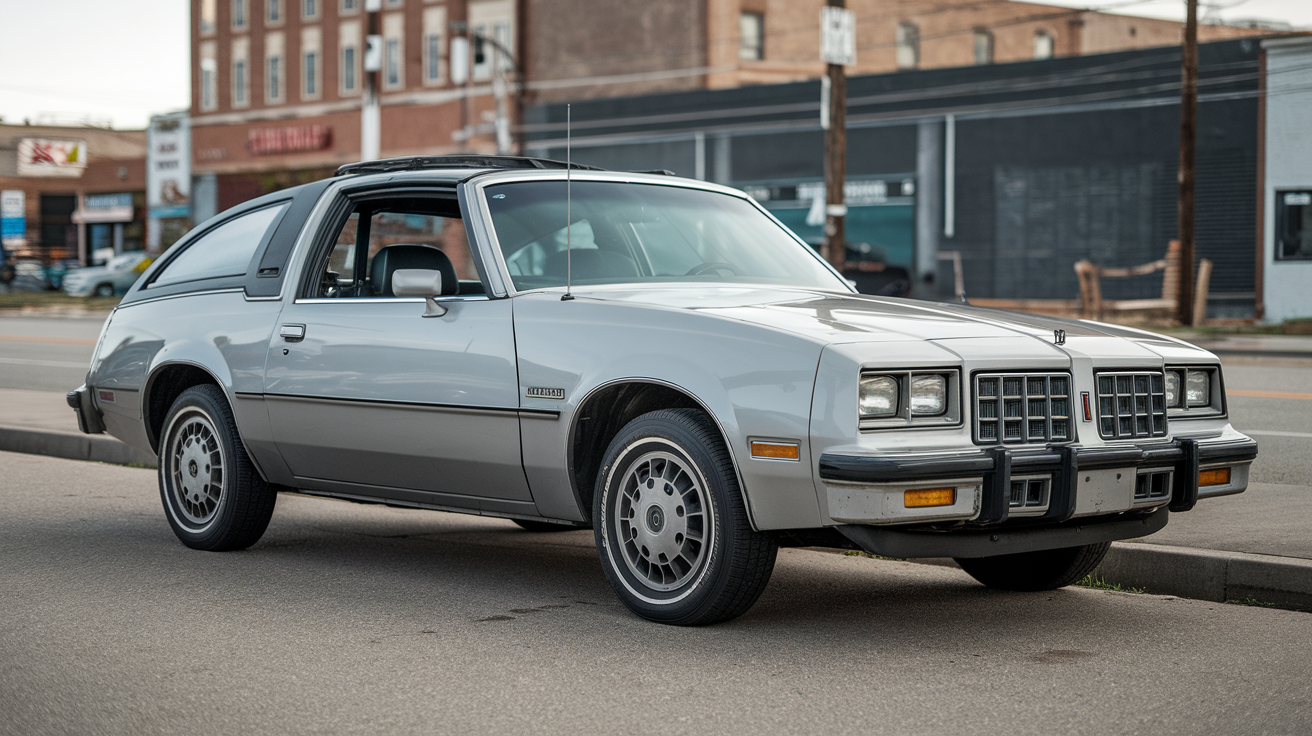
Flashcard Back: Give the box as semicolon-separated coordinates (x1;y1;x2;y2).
63;251;151;297
68;156;1257;625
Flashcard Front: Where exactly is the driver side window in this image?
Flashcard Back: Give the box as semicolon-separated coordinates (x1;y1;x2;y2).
313;196;480;298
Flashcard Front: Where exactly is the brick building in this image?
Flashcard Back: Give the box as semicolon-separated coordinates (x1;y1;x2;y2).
190;0;1269;216
0;124;147;266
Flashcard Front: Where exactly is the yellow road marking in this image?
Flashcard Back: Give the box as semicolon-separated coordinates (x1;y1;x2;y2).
1229;389;1312;400
0;335;97;346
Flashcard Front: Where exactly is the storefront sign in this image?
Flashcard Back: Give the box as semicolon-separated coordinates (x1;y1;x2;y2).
1;190;25;247
73;193;134;224
148;113;191;219
16;139;87;177
247;124;333;156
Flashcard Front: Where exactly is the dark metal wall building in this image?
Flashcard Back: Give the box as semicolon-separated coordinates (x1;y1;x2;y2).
523;39;1263;317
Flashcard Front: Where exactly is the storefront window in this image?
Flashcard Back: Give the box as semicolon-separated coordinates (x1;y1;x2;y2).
1276;190;1312;260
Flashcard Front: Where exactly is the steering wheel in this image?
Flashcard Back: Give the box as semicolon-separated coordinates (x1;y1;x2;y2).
685;262;740;277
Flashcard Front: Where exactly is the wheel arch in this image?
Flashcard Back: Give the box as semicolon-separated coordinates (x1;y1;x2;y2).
142;361;228;454
567;378;755;528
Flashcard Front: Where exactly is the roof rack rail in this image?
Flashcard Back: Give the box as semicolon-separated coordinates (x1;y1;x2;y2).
631;169;676;176
334;154;605;177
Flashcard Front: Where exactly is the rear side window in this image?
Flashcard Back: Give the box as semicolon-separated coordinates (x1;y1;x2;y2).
152;203;287;287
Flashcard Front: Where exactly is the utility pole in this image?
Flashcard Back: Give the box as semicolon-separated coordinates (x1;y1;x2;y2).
361;0;382;161
821;0;852;272
1177;0;1198;325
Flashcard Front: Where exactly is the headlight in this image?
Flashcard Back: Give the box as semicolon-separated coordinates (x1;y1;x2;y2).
859;375;899;418
1186;369;1210;407
910;374;947;416
1164;369;1183;408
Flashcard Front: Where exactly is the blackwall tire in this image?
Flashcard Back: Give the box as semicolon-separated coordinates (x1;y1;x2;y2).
593;408;777;625
158;384;277;551
93;283;115;297
954;542;1111;592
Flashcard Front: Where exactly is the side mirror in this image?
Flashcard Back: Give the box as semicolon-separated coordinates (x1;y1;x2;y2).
391;268;448;317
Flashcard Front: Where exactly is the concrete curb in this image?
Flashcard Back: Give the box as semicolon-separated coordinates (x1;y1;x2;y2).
0;426;157;468
1095;541;1312;611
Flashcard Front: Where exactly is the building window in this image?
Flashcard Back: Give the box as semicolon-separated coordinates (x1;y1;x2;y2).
1034;30;1054;60
303;0;317;19
233;59;248;105
973;29;993;64
385;38;401;87
342;0;358;11
232;0;247;29
739;12;764;61
268;0;281;23
304;51;319;97
472;23;508;80
1277;190;1312;260
200;58;217;111
385;0;403;6
267;56;282;101
342;46;357;91
896;22;919;70
200;0;216;34
425;33;441;83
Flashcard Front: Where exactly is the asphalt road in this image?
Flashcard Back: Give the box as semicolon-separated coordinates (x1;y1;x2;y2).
2;450;1311;735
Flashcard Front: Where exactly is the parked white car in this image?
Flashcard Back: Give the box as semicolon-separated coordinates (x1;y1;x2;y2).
63;252;151;297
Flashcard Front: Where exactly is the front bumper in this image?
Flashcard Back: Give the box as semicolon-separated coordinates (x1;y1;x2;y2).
66;385;105;434
819;435;1258;525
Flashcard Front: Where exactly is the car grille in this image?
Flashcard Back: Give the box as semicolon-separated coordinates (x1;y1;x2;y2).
1096;372;1168;440
974;373;1072;445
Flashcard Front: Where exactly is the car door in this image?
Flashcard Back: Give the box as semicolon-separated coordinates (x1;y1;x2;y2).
262;188;532;512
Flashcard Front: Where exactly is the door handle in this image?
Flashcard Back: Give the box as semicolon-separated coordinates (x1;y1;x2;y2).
280;324;306;342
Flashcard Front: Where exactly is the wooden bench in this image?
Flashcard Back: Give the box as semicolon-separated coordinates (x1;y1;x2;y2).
1074;240;1213;325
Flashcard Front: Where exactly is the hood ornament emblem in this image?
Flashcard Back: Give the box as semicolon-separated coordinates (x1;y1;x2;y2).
1053;329;1066;346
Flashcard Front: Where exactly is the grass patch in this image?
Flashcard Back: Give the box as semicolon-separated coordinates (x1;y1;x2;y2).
1226;597;1278;608
842;550;906;562
1076;574;1145;594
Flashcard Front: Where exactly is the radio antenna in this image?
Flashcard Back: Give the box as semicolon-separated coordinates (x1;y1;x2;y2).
561;103;574;301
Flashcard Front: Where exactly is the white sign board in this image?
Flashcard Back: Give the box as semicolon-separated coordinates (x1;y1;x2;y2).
820;6;856;66
17;139;87;177
148;113;191;219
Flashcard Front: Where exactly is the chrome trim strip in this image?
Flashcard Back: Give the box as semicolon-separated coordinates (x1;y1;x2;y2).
114;287;245;308
262;392;560;417
291;295;491;305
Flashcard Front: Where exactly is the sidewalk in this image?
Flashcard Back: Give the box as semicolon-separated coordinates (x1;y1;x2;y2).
0;386;1308;610
1180;333;1312;359
0;388;156;467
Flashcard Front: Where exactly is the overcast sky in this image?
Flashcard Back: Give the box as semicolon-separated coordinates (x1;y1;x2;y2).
1;0;1309;131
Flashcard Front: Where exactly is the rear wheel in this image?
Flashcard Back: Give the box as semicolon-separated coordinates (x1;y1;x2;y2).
159;384;277;551
594;408;776;625
954;542;1111;592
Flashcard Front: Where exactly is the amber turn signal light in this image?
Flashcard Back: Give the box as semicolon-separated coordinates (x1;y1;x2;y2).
750;441;800;461
1198;468;1231;487
904;488;955;508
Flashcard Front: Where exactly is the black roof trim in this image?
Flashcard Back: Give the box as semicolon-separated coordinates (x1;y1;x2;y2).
335;154;605;177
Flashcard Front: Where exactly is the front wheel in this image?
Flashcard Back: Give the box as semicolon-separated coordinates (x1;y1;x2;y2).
594;408;777;625
954;542;1111;591
93;283;115;297
159;384;277;551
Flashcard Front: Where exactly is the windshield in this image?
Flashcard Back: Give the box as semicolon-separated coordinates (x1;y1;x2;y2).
483;180;848;292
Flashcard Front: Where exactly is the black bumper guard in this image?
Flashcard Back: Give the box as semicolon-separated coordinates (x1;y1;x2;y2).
819;435;1258;526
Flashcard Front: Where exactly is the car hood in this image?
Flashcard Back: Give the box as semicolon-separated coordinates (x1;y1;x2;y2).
572;284;1213;363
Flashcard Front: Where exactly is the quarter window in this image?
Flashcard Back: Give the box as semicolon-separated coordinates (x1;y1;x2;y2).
151;204;287;288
